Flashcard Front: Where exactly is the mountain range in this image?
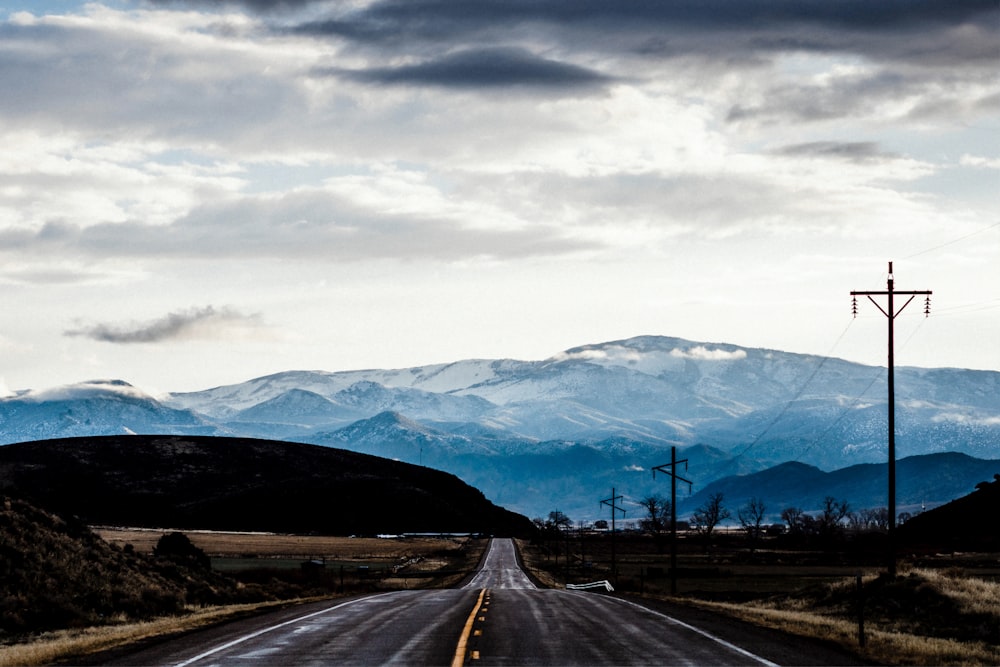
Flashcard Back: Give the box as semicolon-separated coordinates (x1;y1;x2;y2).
1;335;998;520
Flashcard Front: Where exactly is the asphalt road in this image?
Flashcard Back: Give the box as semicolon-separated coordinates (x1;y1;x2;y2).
99;539;866;666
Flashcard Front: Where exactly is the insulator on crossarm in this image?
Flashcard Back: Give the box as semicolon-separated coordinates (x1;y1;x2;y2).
924;296;931;317
852;295;858;318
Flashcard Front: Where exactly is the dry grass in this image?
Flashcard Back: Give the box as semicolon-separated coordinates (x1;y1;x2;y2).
514;538;563;589
915;568;1000;618
95;528;466;561
666;567;1000;667
382;538;489;590
689;596;1000;667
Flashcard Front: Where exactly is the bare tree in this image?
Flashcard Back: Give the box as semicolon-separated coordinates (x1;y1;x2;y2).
547;510;572;532
639;494;671;552
738;497;767;550
691;492;731;550
638;494;671;533
851;507;889;532
781;506;805;534
536;510;573;564
817;496;850;540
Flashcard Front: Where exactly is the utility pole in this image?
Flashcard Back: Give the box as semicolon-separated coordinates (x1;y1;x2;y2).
653;446;692;595
600;488;626;580
851;261;931;577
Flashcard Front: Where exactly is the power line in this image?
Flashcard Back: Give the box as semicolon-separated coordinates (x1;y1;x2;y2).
790;317;927;465
902;220;1000;260
724;319;855;465
790;366;885;464
931;298;1000;316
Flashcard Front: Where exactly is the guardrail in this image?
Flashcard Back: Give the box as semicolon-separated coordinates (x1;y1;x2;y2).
566;580;614;592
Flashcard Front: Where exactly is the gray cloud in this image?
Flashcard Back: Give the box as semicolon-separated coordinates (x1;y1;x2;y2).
154;0;996;29
0;17;294;142
0;187;595;263
280;0;1000;131
318;47;615;91
64;306;264;343
0;0;992;153
289;0;998;66
1;267;109;286
292;0;996;35
727;67;998;126
146;0;313;10
773;141;898;162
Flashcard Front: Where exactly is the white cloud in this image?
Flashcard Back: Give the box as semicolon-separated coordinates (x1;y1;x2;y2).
931;412;1000;426
960;154;1000;169
670;346;747;361
21;379;152;402
552;349;609;362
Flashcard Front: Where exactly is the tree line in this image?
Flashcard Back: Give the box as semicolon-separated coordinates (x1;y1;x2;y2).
535;494;901;548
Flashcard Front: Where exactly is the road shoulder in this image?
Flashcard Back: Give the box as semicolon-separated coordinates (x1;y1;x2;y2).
617;594;875;666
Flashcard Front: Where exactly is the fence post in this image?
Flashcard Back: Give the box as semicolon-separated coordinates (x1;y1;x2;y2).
856;573;866;647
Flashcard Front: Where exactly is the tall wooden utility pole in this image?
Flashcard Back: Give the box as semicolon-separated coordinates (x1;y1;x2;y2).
850;261;931;577
600;488;625;580
653;447;691;595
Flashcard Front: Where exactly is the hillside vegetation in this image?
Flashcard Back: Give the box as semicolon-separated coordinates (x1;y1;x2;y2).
0;496;267;637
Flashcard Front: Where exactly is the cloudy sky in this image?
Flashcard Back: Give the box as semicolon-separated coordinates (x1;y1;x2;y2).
1;0;997;394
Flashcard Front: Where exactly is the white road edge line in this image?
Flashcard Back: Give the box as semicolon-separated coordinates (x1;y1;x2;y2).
172;591;400;667
603;596;781;667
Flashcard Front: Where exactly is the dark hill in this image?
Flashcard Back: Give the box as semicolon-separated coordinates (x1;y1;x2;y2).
0;436;533;536
0;495;258;635
681;452;1000;519
899;472;1000;551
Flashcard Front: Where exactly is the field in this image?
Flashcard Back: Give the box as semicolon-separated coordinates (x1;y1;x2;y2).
519;531;1000;666
95;527;484;588
96;527;468;560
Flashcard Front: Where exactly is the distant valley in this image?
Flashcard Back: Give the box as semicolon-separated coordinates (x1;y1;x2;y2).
1;335;998;520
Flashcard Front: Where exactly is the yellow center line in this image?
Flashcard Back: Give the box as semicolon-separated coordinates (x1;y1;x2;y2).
451;588;488;667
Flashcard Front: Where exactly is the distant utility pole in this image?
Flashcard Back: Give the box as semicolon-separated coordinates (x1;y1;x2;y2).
850;261;931;578
653;446;692;595
600;488;626;580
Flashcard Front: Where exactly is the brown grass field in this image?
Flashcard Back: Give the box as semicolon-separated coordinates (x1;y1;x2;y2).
95;528;487;592
95;527;467;561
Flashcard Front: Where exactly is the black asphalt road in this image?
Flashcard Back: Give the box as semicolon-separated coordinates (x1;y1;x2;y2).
98;539;867;666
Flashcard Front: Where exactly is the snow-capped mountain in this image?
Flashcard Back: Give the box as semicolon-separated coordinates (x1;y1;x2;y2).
310;411;496;462
0;380;215;442
2;335;999;519
166;335;1000;464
